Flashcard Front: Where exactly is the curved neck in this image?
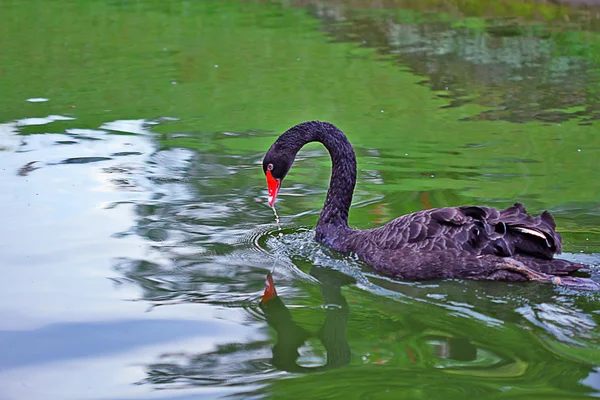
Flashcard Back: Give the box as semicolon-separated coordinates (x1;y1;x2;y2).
276;121;356;233
316;124;356;231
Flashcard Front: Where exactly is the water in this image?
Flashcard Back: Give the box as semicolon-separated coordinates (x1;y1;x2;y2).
1;1;600;399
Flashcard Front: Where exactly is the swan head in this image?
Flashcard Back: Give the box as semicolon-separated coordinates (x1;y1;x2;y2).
263;146;294;207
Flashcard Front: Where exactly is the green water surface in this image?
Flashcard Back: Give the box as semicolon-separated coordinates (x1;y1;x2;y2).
1;1;600;399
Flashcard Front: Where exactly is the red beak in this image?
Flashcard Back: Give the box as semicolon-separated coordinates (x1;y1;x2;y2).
261;273;277;304
266;170;280;207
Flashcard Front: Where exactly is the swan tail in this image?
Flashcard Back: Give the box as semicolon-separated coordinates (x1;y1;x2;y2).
458;203;565;262
495;203;562;260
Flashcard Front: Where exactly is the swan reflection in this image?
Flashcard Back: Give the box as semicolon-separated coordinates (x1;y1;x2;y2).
260;267;353;372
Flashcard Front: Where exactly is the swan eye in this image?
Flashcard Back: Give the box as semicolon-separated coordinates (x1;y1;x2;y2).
267;163;273;171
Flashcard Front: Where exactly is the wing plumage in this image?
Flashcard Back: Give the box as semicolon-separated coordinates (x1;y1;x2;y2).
343;203;580;278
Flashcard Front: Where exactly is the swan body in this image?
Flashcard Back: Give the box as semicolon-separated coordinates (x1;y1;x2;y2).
263;121;597;290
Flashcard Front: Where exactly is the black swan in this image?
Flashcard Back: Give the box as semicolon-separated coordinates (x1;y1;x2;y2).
263;121;599;290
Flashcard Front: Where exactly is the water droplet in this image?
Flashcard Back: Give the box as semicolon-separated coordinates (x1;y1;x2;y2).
171;81;177;85
445;86;449;90
214;64;219;68
362;355;367;361
380;110;384;113
296;58;300;61
577;149;581;152
430;174;435;178
405;153;408;156
272;206;281;230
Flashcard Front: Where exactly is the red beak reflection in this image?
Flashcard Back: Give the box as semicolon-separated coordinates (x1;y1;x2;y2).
261;272;277;304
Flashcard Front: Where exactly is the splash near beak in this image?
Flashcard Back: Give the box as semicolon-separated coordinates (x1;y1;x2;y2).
261;273;277;304
266;170;280;207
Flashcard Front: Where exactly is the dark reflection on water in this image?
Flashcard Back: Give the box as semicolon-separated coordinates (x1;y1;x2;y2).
296;1;600;124
139;268;352;390
261;268;352;373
